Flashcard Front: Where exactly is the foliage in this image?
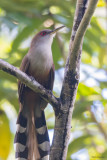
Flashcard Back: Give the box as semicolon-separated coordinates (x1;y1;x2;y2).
0;0;107;159
0;110;11;160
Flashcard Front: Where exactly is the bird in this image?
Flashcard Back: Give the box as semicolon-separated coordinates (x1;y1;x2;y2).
14;26;65;160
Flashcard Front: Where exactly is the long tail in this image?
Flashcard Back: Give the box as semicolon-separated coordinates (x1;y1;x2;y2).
35;111;50;160
14;108;50;160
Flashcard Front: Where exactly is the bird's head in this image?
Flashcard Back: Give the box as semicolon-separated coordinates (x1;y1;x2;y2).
31;26;65;47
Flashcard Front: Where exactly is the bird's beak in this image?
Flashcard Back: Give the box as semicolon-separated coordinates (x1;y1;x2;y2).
49;25;65;35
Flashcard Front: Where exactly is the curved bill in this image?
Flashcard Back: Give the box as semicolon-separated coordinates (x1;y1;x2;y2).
49;25;65;34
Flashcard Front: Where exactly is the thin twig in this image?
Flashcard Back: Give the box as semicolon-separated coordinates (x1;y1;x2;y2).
90;110;107;141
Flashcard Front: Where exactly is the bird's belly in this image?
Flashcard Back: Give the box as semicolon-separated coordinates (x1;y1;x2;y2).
28;52;52;78
27;59;52;88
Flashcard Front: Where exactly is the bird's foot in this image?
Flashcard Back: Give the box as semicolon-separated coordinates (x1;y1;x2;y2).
29;76;35;81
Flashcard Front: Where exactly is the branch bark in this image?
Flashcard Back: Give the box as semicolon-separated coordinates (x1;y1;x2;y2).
50;0;98;160
0;59;59;111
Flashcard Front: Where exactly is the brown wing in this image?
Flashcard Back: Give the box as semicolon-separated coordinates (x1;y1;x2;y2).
47;63;55;91
40;64;55;110
18;56;30;103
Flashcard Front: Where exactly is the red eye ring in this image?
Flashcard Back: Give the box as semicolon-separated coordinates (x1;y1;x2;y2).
40;31;47;36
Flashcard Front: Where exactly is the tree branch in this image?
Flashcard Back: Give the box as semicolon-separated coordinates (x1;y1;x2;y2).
50;0;98;159
0;59;59;111
69;0;98;71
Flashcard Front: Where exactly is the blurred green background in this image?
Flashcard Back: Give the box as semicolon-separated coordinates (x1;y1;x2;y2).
0;0;107;159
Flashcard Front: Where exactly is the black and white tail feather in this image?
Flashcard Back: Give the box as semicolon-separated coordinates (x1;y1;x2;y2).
14;110;50;160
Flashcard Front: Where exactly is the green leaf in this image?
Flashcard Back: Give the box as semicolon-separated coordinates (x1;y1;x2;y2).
67;135;92;158
52;38;62;69
11;19;42;53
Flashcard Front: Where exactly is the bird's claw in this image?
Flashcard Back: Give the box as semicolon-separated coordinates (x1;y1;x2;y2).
30;76;35;81
55;106;64;119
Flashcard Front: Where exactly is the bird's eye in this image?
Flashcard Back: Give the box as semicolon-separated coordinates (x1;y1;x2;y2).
40;31;47;36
